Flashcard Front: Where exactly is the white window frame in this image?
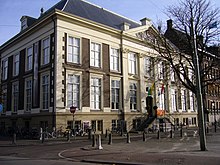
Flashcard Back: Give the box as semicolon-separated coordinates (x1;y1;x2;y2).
110;48;120;72
67;36;80;64
90;42;101;67
2;58;8;80
26;46;33;71
180;66;185;82
13;53;20;76
25;78;32;111
170;66;175;82
42;37;50;65
158;87;165;110
188;67;193;81
111;79;120;110
130;82;137;111
12;82;19;113
158;61;164;79
189;91;195;112
181;89;187;112
144;56;152;77
171;89;177;112
41;73;50;110
128;52;137;75
90;77;101;110
67;74;80;109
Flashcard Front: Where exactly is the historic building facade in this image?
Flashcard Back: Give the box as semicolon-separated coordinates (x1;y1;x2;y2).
0;0;198;135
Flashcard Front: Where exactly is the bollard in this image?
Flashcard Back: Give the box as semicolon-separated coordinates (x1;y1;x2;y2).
40;128;42;140
97;135;103;150
157;130;160;139
105;129;108;138
88;129;91;140
170;130;174;138
127;132;131;143
120;128;123;136
214;121;217;133
143;132;146;142
92;134;96;147
67;130;70;142
206;126;209;134
108;133;112;145
41;132;45;143
12;133;16;145
180;124;183;137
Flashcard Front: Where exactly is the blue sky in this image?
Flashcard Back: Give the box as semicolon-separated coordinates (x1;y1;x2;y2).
0;0;219;46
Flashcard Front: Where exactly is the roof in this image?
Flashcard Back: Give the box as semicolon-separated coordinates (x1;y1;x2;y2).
42;0;140;30
0;0;141;49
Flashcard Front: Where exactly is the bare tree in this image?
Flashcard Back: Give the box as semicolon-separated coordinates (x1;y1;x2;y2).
145;0;220;151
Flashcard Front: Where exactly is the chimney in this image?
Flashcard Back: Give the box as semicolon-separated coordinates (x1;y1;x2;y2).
167;19;173;30
140;17;151;26
121;22;130;31
40;7;44;16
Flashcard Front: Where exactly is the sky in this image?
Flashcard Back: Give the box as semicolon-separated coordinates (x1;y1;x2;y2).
0;0;219;46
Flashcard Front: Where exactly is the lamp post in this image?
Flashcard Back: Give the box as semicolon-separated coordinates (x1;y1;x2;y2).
190;18;206;151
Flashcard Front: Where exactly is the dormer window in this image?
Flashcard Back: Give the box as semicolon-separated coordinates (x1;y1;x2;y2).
20;15;37;31
20;16;28;31
21;19;27;30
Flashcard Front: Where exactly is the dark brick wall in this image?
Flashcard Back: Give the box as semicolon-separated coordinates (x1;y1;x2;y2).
82;38;90;107
102;43;110;107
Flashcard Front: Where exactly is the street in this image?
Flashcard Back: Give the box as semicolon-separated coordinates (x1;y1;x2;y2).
0;128;220;165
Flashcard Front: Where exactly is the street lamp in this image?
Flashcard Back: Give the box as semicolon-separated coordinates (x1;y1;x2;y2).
212;101;217;133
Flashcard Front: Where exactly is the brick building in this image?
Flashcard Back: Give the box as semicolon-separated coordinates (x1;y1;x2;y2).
0;0;199;135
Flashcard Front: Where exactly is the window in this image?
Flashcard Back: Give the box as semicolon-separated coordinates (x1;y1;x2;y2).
21;19;27;30
189;91;195;112
110;48;120;71
25;79;32;111
91;78;101;110
158;87;165;109
158;61;164;79
42;37;50;65
111;80;120;110
1;88;7;113
130;83;137;111
97;120;103;131
180;66;184;81
26;46;33;71
12;83;19;112
90;42;101;67
2;58;8;80
128;52;137;74
13;54;19;76
144;57;153;77
170;66;175;81
171;89;177;112
181;89;187;112
67;36;80;63
42;74;49;110
67;75;80;109
188;68;193;81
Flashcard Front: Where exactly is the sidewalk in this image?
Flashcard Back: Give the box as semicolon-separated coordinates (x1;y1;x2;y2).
1;130;220;165
60;133;220;165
